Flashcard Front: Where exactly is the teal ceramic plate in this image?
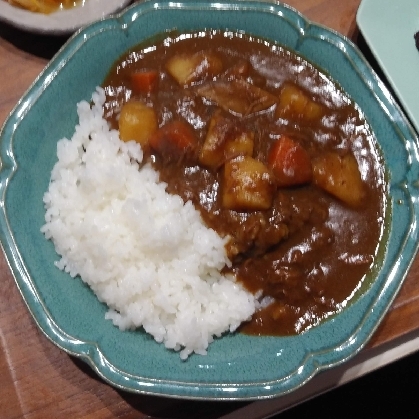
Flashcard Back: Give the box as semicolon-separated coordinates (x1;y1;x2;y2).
357;0;419;133
1;0;419;400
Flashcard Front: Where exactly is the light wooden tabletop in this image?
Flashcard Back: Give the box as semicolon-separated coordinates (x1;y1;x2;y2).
1;1;419;417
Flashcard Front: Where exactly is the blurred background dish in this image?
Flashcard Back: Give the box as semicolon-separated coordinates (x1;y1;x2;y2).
0;0;131;35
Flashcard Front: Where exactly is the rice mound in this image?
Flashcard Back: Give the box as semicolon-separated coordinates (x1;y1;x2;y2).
41;87;257;359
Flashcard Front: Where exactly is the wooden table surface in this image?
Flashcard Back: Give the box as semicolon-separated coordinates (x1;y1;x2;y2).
1;1;419;418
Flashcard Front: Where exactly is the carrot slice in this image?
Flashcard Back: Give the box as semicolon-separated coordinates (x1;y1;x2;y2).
267;136;312;187
149;120;198;162
130;70;159;94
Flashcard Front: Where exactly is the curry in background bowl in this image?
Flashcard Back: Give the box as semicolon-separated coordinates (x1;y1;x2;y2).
5;0;77;14
0;0;418;400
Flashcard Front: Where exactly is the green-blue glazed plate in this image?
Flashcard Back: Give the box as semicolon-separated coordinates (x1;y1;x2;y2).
1;0;418;400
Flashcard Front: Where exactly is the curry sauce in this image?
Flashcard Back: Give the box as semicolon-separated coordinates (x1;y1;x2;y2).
102;31;388;336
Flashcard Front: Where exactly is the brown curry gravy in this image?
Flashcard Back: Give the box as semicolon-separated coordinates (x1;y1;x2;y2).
102;31;388;336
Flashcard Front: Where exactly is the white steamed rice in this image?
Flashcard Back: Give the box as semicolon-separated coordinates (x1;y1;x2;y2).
41;87;257;359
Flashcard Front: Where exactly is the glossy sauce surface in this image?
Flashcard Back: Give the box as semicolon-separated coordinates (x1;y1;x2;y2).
102;31;387;335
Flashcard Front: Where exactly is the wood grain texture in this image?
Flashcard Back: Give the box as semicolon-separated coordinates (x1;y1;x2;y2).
1;1;418;417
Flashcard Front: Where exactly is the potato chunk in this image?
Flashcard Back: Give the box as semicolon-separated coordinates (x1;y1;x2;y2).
222;156;275;211
312;152;366;207
165;50;223;86
199;111;254;169
118;101;158;147
225;132;254;159
276;82;324;121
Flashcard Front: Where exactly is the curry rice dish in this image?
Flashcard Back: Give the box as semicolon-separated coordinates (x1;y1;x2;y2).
42;30;388;358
